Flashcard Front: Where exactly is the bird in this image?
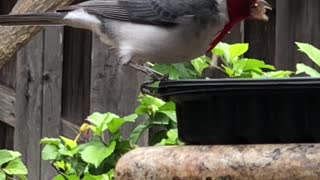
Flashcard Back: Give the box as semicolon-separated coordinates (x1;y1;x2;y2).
0;0;271;79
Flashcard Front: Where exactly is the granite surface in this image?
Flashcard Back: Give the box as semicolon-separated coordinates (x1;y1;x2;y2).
115;144;320;180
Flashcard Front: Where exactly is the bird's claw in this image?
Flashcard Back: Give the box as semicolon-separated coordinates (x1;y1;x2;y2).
128;62;168;81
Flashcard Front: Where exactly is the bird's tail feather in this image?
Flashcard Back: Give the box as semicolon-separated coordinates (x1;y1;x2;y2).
0;13;66;26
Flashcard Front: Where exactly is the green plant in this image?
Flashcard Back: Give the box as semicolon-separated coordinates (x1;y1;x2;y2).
296;42;320;77
0;149;28;180
41;94;181;180
151;42;292;80
213;43;292;78
151;56;212;80
41;113;137;180
129;95;182;146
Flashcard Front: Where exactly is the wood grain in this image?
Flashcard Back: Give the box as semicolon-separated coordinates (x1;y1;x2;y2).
0;0;75;68
41;27;64;180
0;83;15;127
15;31;44;180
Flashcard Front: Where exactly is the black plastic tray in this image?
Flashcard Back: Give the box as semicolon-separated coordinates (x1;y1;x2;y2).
142;78;320;145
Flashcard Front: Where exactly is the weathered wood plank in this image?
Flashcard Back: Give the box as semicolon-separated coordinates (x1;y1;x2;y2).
61;119;79;139
275;0;320;70
0;121;14;150
15;31;44;180
0;0;17;153
0;0;75;68
0;59;17;90
61;28;92;126
90;35;148;145
40;27;64;180
0;83;15;127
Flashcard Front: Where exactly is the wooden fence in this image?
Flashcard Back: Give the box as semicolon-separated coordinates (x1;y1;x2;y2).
0;0;320;179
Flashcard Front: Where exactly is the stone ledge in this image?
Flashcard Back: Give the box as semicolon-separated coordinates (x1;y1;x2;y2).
116;144;320;180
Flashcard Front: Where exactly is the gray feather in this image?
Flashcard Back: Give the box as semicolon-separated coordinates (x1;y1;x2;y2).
0;13;65;25
58;0;219;26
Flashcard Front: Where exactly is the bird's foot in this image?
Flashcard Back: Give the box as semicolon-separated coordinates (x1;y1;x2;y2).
128;62;167;81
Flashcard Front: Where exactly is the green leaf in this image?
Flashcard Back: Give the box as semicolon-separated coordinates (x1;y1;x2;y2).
159;102;176;122
53;175;79;180
83;174;108;180
116;140;134;154
213;42;231;63
152;64;180;80
53;161;66;171
129;122;153;144
296;42;320;67
17;174;28;180
80;141;116;168
160;129;182;146
42;144;59;160
257;71;293;78
191;56;212;75
60;136;77;149
229;43;249;60
223;66;235;77
3;158;28;175
0;150;21;166
296;63;320;77
58;148;78;157
40;138;61;146
108;114;137;133
123;114;138;122
239;59;275;72
53;175;65;180
88;112;120;136
0;170;5;180
108;118;126;134
172;63;198;79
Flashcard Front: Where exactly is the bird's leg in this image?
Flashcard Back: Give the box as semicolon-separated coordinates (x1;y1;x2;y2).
128;61;165;81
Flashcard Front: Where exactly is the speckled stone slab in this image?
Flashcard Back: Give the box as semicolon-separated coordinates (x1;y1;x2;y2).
115;144;320;180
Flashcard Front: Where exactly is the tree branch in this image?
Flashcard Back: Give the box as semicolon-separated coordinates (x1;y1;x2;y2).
0;0;76;68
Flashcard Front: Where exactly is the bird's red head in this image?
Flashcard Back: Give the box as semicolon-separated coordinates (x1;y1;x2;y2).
206;0;271;53
227;0;272;23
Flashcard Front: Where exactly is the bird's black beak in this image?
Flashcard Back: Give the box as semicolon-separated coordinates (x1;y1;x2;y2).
260;0;272;10
251;0;272;21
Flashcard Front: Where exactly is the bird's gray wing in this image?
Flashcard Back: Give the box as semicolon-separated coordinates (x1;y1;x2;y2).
58;0;219;26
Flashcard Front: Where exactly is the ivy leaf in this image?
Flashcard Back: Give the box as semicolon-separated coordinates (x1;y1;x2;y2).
160;129;183;146
53;175;79;180
152;64;180;80
116;140;134;154
60;136;77;149
0;170;5;180
83;174;108;180
108;114;137;133
87;113;119;135
40;138;61;146
191;56;212;75
42;144;59;160
0;150;21;166
296;63;320;77
129;121;153;144
159;102;176;122
3;158;28;175
17;175;28;180
296;42;320;67
229;43;249;60
239;59;275;72
258;71;293;78
80;141;116;168
213;42;231;63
